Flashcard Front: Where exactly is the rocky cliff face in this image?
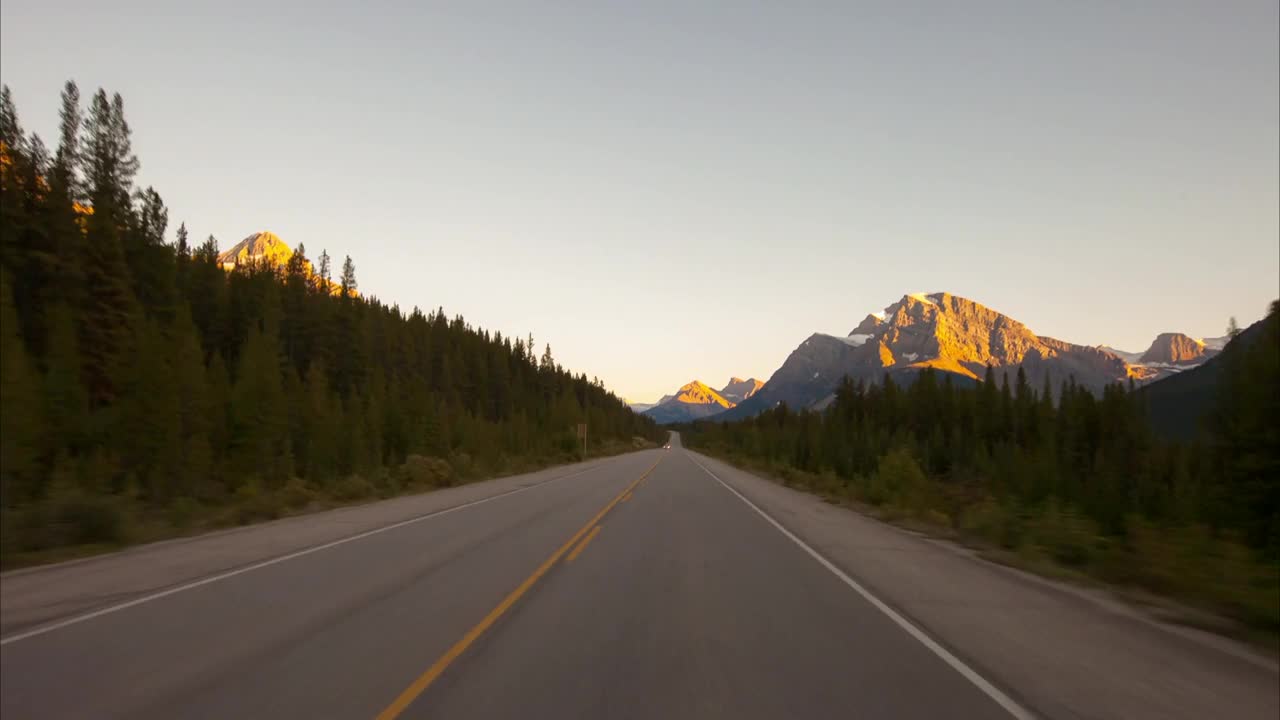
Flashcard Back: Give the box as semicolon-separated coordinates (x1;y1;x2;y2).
719;377;764;404
1139;332;1217;366
214;231;349;296
216;231;294;269
670;381;733;407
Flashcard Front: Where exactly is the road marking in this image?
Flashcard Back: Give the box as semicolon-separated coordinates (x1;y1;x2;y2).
0;460;623;647
565;525;603;563
374;456;662;720
689;454;1037;720
620;490;633;503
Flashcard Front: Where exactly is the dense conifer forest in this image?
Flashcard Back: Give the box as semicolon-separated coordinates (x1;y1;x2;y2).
685;305;1279;633
0;82;661;561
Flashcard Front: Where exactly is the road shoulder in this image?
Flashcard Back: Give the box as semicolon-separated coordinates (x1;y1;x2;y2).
0;454;632;639
688;449;1279;720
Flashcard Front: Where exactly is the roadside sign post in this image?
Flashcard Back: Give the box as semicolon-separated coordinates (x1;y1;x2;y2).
577;423;587;458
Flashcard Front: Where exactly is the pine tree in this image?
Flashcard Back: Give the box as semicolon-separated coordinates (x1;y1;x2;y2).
316;249;331;292
79;89;140;406
6;131;59;354
41;303;89;454
339;255;356;298
48;82;87;313
0;272;45;505
53;81;83;199
171;306;213;499
117;319;181;501
175;223;189;258
129;186;176;319
228;323;289;487
0;85;21;150
301;360;338;482
174;222;190;295
83;90;138;213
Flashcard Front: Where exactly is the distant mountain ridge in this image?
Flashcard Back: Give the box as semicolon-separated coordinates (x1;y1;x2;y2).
1098;332;1227;382
719;377;764;404
721;292;1227;420
637;377;760;424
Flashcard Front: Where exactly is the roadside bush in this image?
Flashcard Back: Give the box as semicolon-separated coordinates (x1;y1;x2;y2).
1124;518;1280;631
5;489;128;552
232;478;284;524
167;497;200;529
918;508;952;529
1027;500;1103;566
812;471;845;499
558;432;579;456
402;455;453;488
54;493;124;544
448;452;474;480
867;447;926;509
278;477;317;510
377;469;403;498
959;497;1024;550
331;474;375;502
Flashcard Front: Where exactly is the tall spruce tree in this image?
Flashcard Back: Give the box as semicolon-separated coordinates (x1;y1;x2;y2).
79;89;140;406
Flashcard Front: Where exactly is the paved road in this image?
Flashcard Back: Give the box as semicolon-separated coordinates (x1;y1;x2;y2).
1;436;1019;719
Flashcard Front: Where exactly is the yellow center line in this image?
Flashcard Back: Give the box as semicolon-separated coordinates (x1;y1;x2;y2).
373;455;663;720
565;525;603;563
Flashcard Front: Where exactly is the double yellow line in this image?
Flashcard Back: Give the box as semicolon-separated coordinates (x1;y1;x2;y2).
374;455;663;720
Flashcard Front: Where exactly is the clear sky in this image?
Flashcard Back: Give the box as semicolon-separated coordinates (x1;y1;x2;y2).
3;1;1276;403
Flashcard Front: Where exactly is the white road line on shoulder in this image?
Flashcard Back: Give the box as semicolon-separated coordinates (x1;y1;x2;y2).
1;459;621;646
688;453;1037;720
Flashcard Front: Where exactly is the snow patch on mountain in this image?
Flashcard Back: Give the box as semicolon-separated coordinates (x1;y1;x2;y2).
818;332;878;348
1098;345;1144;364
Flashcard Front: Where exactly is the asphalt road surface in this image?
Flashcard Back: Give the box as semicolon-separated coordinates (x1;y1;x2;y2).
4;434;1275;719
0;436;1025;719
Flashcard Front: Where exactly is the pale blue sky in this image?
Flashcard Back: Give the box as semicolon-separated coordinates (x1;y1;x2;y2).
3;1;1276;402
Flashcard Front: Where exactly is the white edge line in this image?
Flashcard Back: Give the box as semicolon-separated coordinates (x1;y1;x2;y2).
1;460;612;646
688;453;1038;720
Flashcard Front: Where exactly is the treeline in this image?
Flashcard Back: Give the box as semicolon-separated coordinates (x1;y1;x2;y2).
0;81;661;559
684;305;1279;631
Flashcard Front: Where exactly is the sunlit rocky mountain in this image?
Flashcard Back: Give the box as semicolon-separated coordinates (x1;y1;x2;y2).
721;292;1222;419
718;377;764;404
1099;332;1226;381
638;379;756;424
216;231;296;270
215;231;349;296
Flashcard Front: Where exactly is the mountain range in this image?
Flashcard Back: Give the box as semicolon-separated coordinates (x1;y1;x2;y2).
1098;332;1226;378
717;292;1232;421
637;377;763;424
